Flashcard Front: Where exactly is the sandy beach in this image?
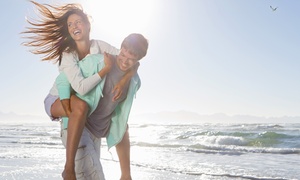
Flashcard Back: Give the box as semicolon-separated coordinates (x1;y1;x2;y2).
0;157;197;180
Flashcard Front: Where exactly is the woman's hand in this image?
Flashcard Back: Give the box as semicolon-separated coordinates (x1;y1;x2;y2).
98;52;114;78
103;52;113;71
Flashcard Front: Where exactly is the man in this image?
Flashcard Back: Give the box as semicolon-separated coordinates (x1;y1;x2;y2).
57;33;149;180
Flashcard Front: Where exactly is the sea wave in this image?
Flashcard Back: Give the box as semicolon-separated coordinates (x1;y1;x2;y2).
186;146;300;155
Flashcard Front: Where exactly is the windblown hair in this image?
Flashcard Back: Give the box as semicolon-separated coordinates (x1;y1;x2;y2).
21;1;90;64
121;33;149;60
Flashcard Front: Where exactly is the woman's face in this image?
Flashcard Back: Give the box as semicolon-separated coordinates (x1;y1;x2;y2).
67;13;90;42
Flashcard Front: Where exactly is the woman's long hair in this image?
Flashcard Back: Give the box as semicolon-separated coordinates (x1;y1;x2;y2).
21;1;91;64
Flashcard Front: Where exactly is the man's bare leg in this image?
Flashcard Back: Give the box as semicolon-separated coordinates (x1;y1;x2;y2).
116;129;132;180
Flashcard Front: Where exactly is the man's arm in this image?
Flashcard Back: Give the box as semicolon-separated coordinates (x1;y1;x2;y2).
60;99;71;117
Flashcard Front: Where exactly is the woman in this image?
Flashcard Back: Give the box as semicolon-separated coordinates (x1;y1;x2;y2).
22;1;136;179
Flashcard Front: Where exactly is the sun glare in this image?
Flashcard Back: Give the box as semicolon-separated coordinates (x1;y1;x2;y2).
82;0;156;40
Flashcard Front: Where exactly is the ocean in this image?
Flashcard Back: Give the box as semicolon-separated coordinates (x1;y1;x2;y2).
0;119;299;180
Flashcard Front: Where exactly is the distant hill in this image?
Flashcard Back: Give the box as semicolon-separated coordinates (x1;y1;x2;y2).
130;111;300;124
1;110;299;125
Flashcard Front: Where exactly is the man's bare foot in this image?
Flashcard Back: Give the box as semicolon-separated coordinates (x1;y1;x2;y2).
120;175;132;180
62;168;76;180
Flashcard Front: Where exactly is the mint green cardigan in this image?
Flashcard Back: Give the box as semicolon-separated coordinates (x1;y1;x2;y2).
56;54;140;149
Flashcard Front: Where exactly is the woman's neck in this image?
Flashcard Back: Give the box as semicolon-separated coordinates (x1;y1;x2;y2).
76;39;91;60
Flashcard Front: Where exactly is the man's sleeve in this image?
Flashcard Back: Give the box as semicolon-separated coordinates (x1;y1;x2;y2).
56;72;72;100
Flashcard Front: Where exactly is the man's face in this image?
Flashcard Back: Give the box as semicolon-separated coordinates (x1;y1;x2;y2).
67;14;89;42
116;48;139;72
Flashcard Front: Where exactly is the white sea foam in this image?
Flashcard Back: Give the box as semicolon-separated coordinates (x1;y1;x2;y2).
1;121;300;179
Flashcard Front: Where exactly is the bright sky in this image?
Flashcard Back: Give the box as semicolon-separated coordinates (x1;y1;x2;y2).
0;0;299;118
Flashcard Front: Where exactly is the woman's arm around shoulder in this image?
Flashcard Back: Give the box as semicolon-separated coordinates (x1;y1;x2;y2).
93;39;120;55
59;51;102;95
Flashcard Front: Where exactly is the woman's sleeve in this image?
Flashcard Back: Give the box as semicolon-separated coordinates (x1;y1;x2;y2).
60;52;102;96
56;72;71;100
96;40;120;55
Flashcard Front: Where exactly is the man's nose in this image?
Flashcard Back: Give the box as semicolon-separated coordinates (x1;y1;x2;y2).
124;58;131;64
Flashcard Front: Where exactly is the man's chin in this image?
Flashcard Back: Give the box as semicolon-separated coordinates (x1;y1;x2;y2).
120;66;129;72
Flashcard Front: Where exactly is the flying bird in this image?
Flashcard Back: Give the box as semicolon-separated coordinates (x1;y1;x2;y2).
270;6;278;11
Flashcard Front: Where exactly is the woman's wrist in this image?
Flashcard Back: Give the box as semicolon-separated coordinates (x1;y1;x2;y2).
98;66;111;78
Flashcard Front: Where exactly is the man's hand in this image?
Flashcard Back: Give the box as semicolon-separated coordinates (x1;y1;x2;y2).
61;99;72;117
112;62;140;102
112;78;126;102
